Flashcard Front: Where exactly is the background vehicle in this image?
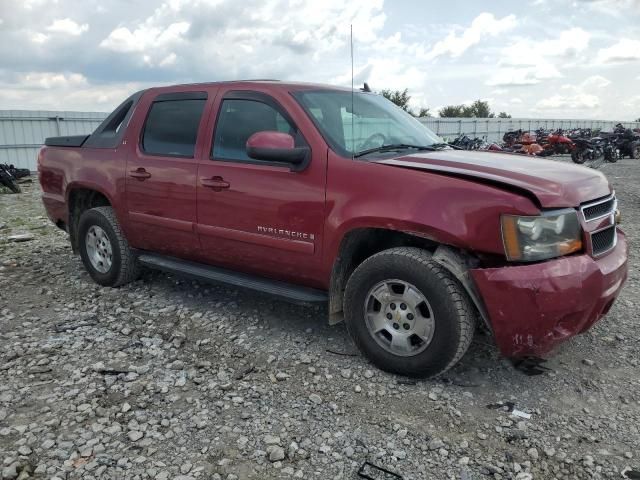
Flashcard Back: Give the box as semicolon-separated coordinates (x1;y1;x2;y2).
0;164;21;193
612;123;640;159
571;137;603;164
542;129;575;155
38;81;628;378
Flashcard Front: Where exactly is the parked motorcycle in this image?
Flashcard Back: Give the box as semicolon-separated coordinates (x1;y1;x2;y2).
601;138;621;163
612;124;640;159
571;137;603;164
543;129;575;155
0;164;31;180
450;135;485;150
0;164;21;193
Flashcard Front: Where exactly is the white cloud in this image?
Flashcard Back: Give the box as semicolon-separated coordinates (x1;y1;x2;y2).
487;27;591;88
549;27;591;57
596;39;640;63
580;0;640;17
159;52;177;67
31;32;49;44
20;72;88;89
486;64;562;86
0;79;145;111
23;0;58;9
579;75;611;89
46;18;89;36
537;93;599;110
426;13;517;60
100;21;190;53
534;74;611;112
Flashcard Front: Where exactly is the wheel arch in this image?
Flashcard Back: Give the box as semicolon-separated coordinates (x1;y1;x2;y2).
66;184;114;253
328;227;492;332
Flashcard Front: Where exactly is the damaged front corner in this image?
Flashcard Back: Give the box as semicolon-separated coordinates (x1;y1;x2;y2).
432;245;493;334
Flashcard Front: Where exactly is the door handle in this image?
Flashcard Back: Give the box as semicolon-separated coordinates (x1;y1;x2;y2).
201;176;230;190
129;168;151;180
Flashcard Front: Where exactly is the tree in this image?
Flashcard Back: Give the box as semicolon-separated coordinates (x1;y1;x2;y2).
380;89;412;112
438;105;466;117
636;117;640;122
380;88;432;117
438;99;510;118
463;100;493;118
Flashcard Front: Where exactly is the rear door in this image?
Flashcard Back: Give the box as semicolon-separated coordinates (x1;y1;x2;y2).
125;91;211;259
195;89;327;288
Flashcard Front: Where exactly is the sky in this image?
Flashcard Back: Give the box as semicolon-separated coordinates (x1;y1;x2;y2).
0;0;639;119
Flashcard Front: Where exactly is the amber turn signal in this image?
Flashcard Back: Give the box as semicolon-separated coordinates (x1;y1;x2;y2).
501;216;522;261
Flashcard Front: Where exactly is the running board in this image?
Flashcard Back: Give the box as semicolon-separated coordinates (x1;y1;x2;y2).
137;253;328;304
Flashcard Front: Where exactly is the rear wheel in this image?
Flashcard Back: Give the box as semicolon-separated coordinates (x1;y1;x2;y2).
78;206;139;287
344;247;475;378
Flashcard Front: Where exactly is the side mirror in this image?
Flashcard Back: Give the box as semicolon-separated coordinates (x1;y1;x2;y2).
246;131;309;165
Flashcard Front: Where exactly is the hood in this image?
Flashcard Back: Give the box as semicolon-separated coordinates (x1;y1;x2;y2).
377;150;611;208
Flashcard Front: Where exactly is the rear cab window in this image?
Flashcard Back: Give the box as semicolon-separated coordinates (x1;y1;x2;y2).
141;93;207;157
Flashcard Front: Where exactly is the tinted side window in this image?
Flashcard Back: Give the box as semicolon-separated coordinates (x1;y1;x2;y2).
212;99;293;161
142;99;206;157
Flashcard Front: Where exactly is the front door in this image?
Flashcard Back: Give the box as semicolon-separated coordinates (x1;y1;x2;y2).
196;90;327;288
125;91;210;259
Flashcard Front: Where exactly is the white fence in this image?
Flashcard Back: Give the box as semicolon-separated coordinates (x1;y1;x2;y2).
0;110;107;171
418;117;640;143
1;109;639;171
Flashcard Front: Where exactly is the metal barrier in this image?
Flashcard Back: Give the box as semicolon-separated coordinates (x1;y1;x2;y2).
1;109;638;171
0;110;107;170
418;117;640;143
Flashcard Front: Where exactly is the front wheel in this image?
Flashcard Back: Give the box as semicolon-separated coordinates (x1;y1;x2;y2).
631;141;640;160
78;206;140;287
343;247;475;378
571;149;586;164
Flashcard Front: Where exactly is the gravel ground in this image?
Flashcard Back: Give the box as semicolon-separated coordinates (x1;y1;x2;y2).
1;158;639;480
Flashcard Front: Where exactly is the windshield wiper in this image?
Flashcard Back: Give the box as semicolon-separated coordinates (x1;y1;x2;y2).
428;142;456;150
353;144;436;158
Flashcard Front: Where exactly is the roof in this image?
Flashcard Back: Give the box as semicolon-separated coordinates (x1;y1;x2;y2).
144;80;354;94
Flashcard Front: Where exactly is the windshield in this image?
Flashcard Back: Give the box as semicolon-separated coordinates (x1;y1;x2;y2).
293;90;443;157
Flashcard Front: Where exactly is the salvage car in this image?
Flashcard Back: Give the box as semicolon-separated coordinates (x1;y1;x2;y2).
38;81;628;377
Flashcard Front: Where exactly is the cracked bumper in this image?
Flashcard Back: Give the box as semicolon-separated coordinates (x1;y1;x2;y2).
470;230;628;357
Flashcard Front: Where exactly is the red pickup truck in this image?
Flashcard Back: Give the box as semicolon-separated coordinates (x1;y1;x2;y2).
38;80;628;377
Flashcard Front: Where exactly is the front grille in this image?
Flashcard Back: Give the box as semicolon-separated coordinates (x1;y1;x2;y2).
581;195;616;222
591;225;616;256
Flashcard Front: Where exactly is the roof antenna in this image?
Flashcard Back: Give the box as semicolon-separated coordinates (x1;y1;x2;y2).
350;24;355;159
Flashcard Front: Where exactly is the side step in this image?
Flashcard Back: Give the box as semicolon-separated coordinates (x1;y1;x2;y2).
137;253;328;304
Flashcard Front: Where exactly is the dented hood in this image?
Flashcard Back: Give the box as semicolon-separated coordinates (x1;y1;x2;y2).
377;150;611;208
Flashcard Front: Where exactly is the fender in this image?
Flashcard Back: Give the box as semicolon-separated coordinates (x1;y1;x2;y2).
323;152;541;280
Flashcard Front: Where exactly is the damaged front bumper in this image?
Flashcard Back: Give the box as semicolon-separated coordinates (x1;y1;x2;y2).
470;230;628;357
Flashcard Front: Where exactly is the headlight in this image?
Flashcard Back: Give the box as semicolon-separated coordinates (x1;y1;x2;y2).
501;210;582;262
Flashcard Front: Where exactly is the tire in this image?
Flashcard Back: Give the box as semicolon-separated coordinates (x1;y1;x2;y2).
631;141;640;160
343;247;475;378
571;149;586;164
78;206;139;287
